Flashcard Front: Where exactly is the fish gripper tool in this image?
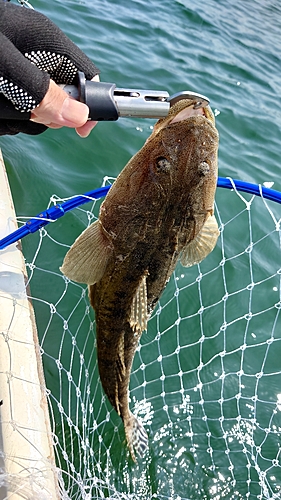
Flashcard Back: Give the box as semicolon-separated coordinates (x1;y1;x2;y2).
67;72;210;120
0;71;210;121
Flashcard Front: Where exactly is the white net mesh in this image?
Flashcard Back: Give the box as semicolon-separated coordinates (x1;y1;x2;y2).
2;177;281;499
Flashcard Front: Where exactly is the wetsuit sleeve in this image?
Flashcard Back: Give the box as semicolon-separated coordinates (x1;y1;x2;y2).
0;2;100;135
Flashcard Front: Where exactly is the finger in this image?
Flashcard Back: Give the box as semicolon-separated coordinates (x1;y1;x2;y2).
30;78;90;128
59;98;89;127
31;97;89;128
76;120;98;138
45;123;63;129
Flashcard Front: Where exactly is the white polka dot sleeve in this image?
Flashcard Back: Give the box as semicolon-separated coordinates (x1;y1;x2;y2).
0;31;46;113
0;3;100;115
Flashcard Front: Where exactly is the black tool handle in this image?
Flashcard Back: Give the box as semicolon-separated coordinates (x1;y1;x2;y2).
0;72;119;121
77;72;118;121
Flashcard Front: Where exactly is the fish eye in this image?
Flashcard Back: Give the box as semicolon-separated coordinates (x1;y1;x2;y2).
155;157;171;173
198;161;210;175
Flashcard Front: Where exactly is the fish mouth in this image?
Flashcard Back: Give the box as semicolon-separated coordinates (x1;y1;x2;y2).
169;101;215;125
145;99;216;145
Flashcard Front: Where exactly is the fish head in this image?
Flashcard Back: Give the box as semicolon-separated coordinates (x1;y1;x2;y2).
99;98;219;250
139;98;219;213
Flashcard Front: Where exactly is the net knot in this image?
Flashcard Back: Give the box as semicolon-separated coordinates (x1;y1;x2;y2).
244;313;252;321
56;359;62;370
50;303;56;314
245;243;253;253
247;282;255;291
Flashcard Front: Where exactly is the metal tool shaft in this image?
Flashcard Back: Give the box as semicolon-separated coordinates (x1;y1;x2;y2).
62;81;170;120
113;89;170;118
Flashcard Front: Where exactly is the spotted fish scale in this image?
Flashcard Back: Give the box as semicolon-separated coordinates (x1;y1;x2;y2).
61;98;219;461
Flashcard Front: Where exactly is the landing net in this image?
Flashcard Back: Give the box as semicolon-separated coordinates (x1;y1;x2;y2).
1;177;281;499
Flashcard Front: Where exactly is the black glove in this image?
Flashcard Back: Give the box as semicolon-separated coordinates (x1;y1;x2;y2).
0;2;100;135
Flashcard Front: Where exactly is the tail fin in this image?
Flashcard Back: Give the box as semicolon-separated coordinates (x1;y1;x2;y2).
124;412;148;462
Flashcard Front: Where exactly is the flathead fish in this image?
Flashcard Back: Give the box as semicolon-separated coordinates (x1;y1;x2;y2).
61;98;219;461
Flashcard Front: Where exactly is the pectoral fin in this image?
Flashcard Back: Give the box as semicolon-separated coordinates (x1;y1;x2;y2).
130;275;148;332
60;220;112;284
180;214;219;268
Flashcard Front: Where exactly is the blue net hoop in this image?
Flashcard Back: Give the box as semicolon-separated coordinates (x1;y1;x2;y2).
1;177;281;250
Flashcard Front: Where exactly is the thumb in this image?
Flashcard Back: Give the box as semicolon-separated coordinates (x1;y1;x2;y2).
30;79;90;129
60;97;89;127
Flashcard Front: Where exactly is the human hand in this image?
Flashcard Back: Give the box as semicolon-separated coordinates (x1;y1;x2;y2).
30;75;100;137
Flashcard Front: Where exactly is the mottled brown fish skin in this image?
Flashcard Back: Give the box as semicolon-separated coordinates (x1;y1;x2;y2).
91;100;218;458
61;98;219;461
92;101;218;307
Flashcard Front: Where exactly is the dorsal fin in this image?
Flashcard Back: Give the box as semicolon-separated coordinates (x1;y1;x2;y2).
130;274;148;332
